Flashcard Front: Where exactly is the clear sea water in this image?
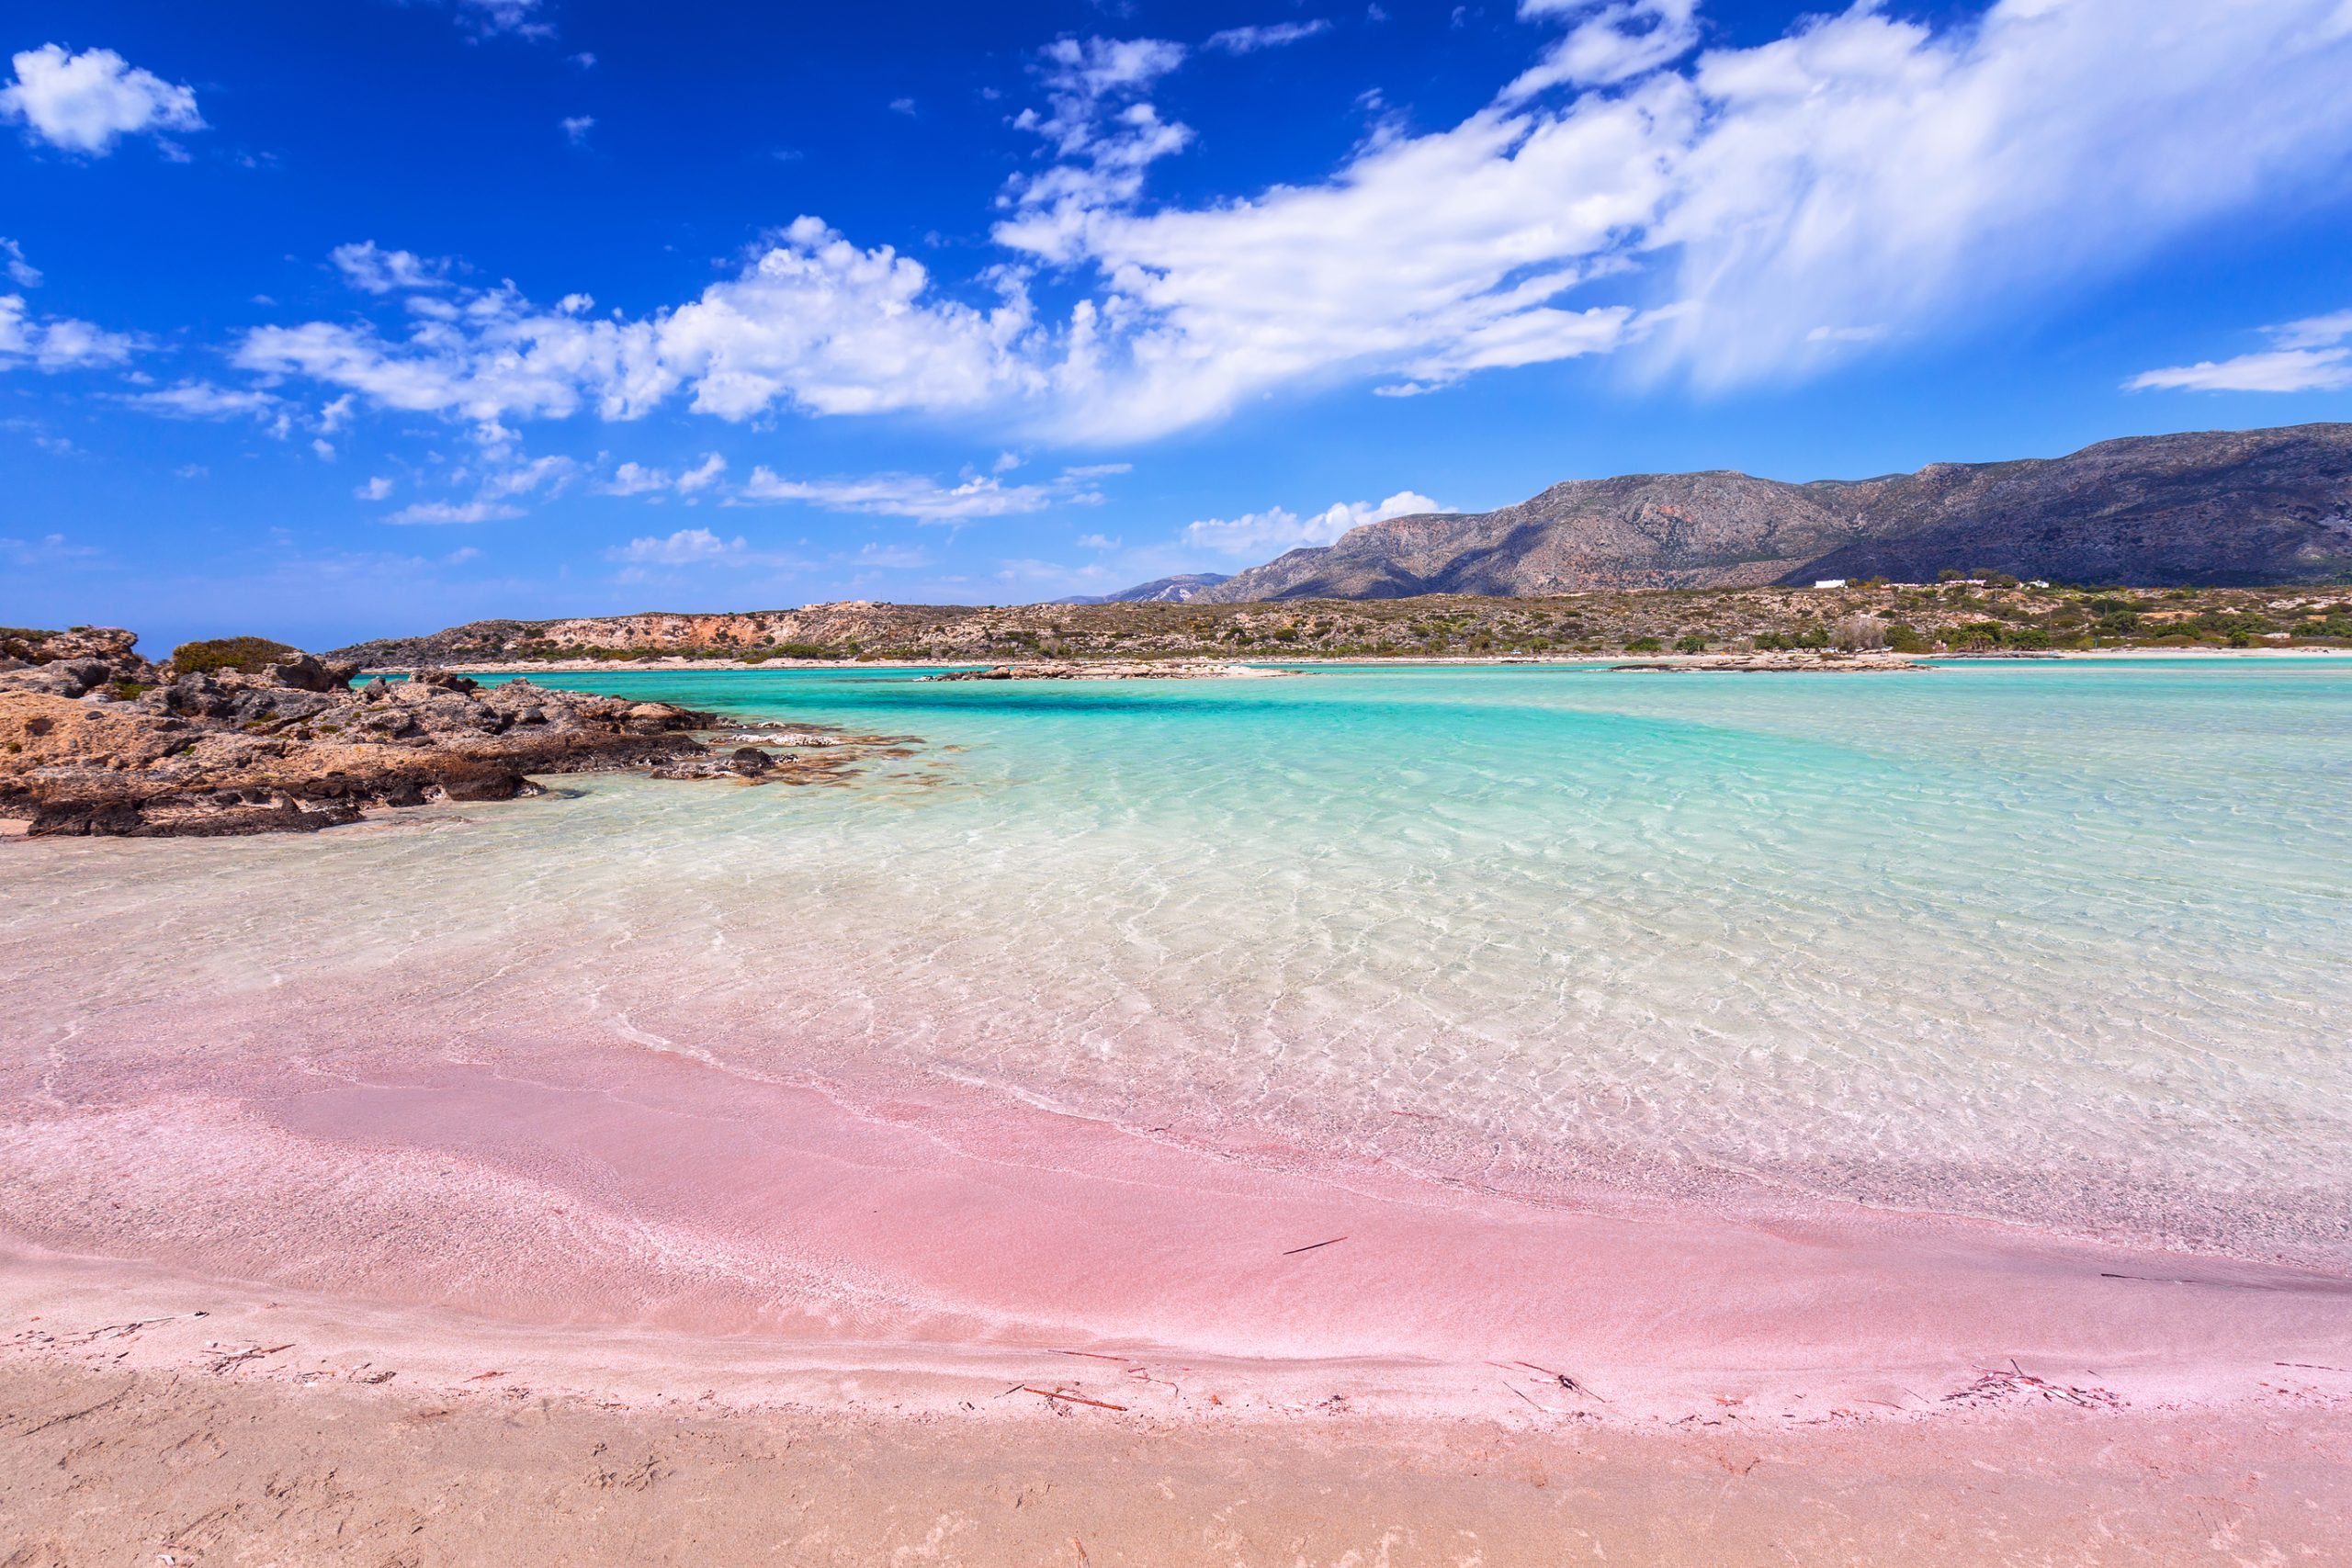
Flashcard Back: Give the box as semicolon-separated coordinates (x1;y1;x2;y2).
12;660;2351;1263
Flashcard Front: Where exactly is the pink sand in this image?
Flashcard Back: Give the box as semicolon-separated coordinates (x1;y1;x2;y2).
4;1032;2346;1422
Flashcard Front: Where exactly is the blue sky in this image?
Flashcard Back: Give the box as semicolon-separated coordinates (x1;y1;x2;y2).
5;0;2351;652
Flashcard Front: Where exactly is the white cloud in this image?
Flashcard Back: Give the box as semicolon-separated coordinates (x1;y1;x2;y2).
1075;532;1120;549
119;379;282;418
456;0;552;39
675;452;727;492
1;44;203;155
998;37;1197;267
1505;0;1698;99
357;475;396;501
1184;489;1444;555
2130;310;2352;393
597;452;726;496
386;500;526;525
0;297;137;369
332;242;453;295
0;239;40;288
561;114;594;147
1206;21;1332;54
611;526;741;564
739;465;1108;523
221;1;2352;444
599;461;670;496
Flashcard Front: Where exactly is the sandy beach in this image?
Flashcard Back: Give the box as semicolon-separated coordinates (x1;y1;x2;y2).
8;658;2351;1562
5;1020;2351;1563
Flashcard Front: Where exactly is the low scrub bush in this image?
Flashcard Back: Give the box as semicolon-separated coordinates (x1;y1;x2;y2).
171;637;299;676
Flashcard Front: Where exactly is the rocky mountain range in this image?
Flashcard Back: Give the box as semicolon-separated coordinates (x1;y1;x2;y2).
1181;423;2352;601
1060;572;1231;604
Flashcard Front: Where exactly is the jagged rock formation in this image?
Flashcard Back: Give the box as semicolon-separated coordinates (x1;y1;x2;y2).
1188;424;2352;602
0;629;721;837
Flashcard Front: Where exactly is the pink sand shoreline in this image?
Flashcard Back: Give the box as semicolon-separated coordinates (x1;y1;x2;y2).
6;1037;2347;1430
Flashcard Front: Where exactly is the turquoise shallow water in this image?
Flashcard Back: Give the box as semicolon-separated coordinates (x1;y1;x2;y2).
11;660;2352;1262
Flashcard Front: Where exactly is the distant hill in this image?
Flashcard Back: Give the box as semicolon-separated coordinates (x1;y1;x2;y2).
1058;572;1231;605
1181;424;2352;602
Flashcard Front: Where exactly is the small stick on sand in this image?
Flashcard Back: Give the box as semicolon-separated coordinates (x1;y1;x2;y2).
1023;1387;1127;1413
1515;1360;1610;1402
1283;1236;1348;1256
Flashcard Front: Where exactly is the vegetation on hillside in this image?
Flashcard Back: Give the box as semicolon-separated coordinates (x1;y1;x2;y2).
328;581;2352;669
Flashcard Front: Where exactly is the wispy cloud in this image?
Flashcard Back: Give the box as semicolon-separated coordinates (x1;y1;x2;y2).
2131;310;2352;393
1204;20;1331;55
738;463;1113;523
386;499;526;525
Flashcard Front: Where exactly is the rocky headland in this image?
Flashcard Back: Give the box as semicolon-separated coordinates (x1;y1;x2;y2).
0;627;848;839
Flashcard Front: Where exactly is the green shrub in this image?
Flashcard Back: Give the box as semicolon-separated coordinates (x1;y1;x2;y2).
1623;637;1665;652
171;637;299;676
112;681;150;702
1674;634;1710;653
1884;623;1929;652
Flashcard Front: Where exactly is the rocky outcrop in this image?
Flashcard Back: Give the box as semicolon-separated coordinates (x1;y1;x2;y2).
0;626;161;698
1;649;718;838
1187;423;2352;602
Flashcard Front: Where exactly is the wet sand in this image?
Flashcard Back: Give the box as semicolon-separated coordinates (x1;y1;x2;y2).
6;1038;2352;1427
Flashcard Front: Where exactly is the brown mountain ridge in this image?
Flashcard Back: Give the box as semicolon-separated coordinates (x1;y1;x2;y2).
1188;423;2352;601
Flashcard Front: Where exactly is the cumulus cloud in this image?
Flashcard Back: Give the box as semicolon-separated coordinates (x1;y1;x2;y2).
222;1;2352;443
0;296;138;370
1184;489;1445;555
356;476;396;501
2129;310;2352;394
1204;21;1332;54
0;44;203;154
560;114;594;147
